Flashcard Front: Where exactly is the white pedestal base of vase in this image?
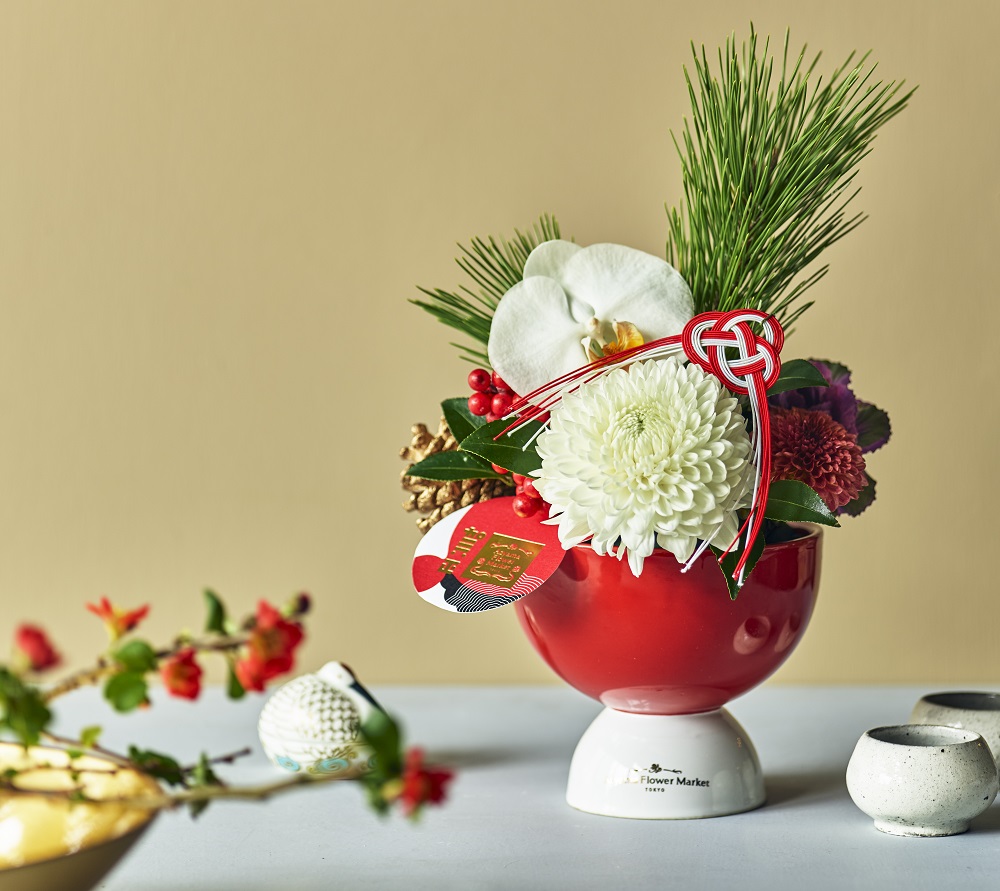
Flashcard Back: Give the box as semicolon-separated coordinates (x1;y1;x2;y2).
566;707;765;819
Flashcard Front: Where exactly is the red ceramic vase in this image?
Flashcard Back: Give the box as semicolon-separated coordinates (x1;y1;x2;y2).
515;526;822;715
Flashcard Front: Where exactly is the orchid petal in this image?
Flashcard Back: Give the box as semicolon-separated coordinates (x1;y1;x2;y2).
488;276;595;398
522;239;583;282
559;243;693;340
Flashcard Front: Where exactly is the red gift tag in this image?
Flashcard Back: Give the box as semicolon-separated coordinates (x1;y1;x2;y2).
412;497;566;613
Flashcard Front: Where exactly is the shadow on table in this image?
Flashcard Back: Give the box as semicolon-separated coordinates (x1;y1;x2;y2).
426;746;538;769
764;770;846;809
970;801;1000;834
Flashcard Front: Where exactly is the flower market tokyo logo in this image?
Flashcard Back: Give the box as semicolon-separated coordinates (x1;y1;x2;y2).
633;764;711;792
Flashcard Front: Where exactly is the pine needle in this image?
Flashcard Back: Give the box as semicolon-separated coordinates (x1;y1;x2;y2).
666;27;914;330
411;215;562;366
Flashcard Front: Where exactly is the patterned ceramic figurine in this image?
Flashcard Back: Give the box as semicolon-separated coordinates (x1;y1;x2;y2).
257;661;384;776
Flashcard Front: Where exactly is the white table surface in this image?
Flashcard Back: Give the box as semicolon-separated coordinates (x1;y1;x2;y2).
50;683;1000;891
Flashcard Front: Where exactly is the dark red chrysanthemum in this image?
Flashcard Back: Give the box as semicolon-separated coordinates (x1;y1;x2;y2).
770;408;867;512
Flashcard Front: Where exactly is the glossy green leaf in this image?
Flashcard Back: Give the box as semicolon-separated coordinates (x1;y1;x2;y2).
764;479;840;527
404;450;506;482
113;640;157;674
441;397;487;444
767;359;828;395
103;671;149;713
459;418;543;477
711;529;767;600
203;589;228;635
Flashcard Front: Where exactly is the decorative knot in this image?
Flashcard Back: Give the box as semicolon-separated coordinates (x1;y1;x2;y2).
681;310;784;396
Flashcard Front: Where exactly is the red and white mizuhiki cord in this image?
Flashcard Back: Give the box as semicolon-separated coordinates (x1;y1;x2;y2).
503;309;784;586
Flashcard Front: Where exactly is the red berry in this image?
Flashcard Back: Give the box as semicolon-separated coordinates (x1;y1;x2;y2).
468;392;491;416
491;463;508;475
485;411;499;423
492;372;510;392
491;393;513;416
468;368;493;393
521;479;540;499
512;494;542;518
512;474;527;487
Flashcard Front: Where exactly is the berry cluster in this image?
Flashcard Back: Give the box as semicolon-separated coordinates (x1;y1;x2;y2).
467;368;516;423
510;474;545;518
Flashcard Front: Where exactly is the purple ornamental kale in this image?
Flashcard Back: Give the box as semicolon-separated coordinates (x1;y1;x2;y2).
769;359;890;454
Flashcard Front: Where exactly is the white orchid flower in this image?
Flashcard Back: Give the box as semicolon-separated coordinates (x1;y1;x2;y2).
487;240;694;397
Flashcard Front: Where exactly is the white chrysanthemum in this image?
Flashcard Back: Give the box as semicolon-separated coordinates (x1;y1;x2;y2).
534;357;752;576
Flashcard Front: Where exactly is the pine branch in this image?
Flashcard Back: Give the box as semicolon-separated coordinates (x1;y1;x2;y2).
412;214;562;367
666;28;914;331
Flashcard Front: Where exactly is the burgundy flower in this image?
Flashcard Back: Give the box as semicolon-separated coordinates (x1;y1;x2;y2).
13;624;61;672
770;408;867;512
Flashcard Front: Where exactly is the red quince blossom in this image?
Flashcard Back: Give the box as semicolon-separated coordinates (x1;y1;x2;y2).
234;600;304;692
13;624;61;672
160;648;203;700
86;597;150;641
770;407;867;512
398;747;454;817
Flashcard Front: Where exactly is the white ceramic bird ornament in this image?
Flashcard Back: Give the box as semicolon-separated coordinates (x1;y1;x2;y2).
257;661;384;776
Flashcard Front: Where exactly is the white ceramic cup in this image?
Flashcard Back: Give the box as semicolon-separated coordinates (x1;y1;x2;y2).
911;692;1000;765
846;724;999;837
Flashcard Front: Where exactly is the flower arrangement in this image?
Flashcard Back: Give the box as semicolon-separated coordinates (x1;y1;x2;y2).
402;30;910;595
0;590;452;868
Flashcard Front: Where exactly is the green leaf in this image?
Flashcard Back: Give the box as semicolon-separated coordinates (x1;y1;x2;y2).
841;472;877;518
459;418;543;477
113;639;158;673
103;671;149;713
767;359;828;395
711;528;767;600
764;479;840;527
441;396;487;444
0;667;52;747
79;725;103;749
359;710;403;780
128;746;186;787
405;450;506;482
226;662;245;700
188;752;224;818
203;589;227;635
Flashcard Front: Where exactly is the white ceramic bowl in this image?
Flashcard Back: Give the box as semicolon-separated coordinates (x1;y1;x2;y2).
911;692;1000;765
846;724;998;837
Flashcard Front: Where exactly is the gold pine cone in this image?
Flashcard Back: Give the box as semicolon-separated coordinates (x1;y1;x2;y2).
400;418;514;534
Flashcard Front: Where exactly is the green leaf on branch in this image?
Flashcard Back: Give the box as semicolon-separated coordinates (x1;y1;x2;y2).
226;661;245;700
404;450;506;482
188;752;224;818
128;746;186;787
360;711;403;779
459;419;543;477
0;667;52;746
104;671;149;713
767;359;828;395
203;589;228;634
79;725;103;749
113;640;158;673
764;479;840;527
441;397;487;444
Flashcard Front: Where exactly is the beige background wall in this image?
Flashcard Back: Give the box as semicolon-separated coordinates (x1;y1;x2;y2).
0;1;997;685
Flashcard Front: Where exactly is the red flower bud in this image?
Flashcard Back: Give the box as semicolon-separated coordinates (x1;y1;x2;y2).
160;648;203;701
398;747;454;818
13;624;61;672
85;597;150;641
